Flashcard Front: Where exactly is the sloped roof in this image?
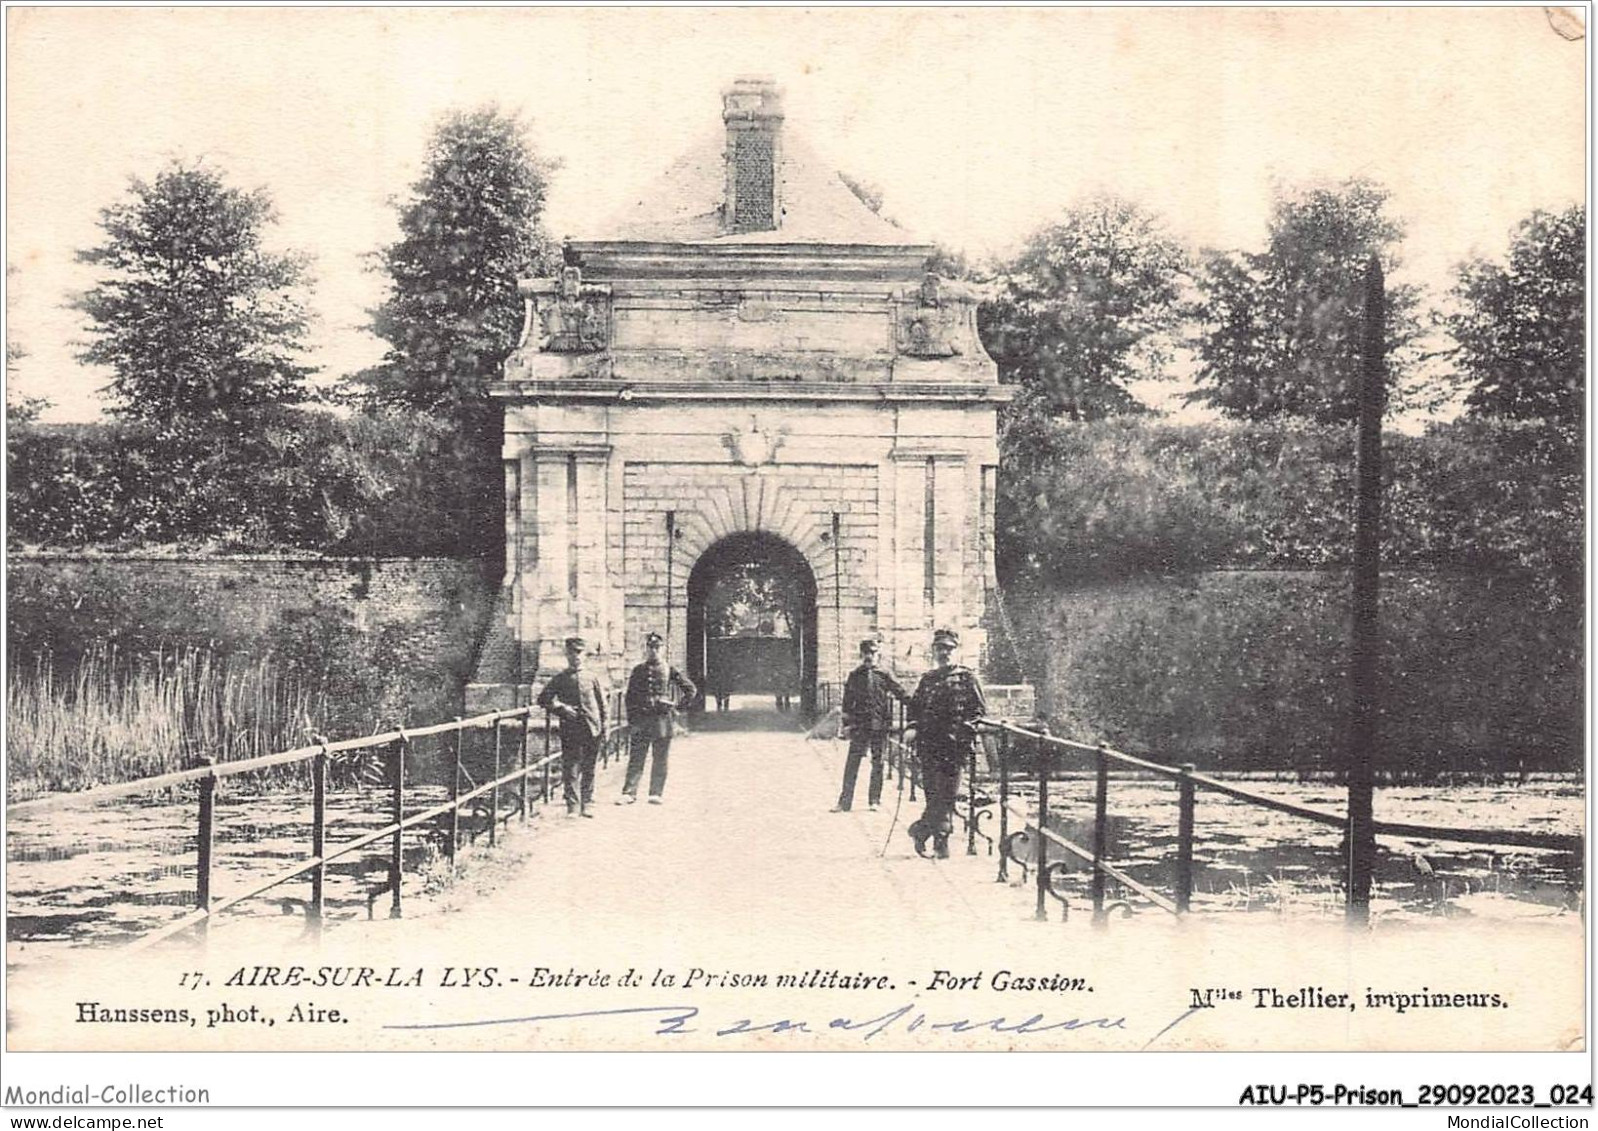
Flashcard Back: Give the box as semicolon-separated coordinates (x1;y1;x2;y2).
589;128;924;246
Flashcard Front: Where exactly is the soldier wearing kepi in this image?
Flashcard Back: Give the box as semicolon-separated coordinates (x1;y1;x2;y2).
905;628;988;859
619;631;697;805
832;638;909;813
537;636;610;819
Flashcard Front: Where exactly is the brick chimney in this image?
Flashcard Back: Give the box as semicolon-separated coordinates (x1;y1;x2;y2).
722;77;784;234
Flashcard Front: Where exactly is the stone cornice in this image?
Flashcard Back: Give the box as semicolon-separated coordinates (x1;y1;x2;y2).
567;241;933;283
889;446;972;462
489;379;1016;405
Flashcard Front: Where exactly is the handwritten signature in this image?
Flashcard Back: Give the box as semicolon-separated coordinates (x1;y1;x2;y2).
382;1002;1198;1045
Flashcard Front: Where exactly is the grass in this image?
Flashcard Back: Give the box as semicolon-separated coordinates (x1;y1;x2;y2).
6;645;324;801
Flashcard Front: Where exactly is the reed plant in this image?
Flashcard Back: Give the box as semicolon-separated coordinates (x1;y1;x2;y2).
6;645;324;801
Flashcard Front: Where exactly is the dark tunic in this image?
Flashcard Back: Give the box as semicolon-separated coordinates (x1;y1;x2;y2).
909;665;988;761
537;667;610;742
625;660;697;739
842;664;908;735
906;663;988;849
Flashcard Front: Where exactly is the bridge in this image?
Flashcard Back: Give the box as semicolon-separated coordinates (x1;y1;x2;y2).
5;696;1583;1053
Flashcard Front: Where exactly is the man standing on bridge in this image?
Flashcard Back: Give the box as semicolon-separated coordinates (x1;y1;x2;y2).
619;631;697;805
832;638;909;813
904;628;987;859
537;636;610;819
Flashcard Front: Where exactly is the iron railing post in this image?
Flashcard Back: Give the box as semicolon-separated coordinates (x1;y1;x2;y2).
519;709;531;822
490;715;502;848
1034;736;1049;922
1092;744;1109;920
310;741;328;939
1176;762;1196;915
996;728;1010;882
542;708;553;803
195;756;216;945
448;718;463;869
389;734;406;919
908;707;919;803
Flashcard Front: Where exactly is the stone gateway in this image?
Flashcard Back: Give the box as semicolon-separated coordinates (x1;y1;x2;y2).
469;79;1012;710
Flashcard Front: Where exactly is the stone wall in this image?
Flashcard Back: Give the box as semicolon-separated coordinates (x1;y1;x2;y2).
623;461;879;684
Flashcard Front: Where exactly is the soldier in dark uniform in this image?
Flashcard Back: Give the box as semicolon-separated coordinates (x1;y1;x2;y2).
832;638;909;812
619;631;697;805
536;636;610;819
905;628;988;859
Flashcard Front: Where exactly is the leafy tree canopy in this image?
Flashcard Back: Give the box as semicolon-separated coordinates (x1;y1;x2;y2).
706;562;797;638
365;105;559;417
981;195;1187;421
75;162;315;422
1187;177;1422;424
6;345;48;427
1444;205;1584;425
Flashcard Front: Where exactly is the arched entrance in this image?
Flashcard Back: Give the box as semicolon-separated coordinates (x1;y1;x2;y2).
685;532;818;719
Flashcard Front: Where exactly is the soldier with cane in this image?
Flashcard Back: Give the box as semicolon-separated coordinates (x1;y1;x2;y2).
904;628;987;859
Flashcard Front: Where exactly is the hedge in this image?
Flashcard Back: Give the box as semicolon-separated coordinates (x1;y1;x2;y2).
998;416;1581;606
1006;571;1581;774
7;408;502;558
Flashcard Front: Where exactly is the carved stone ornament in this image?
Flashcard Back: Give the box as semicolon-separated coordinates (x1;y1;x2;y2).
523;267;612;354
896;272;962;358
722;416;789;470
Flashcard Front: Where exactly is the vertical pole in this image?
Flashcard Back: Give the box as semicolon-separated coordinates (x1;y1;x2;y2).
665;510;676;649
448;718;463;870
1033;737;1049;922
389;735;406;919
1347;256;1385;925
519;709;531;822
832;512;842;696
195;756;216;945
1092;745;1109;919
1176;763;1195;915
490;716;502;848
996;729;1011;883
310;743;328;939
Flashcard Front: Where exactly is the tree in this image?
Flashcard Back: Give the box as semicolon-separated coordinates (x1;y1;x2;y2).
6;347;48;426
981;196;1187;421
1187;177;1422;423
75;162;314;422
1444;205;1584;425
365;106;559;416
706;563;797;637
6;263;48;425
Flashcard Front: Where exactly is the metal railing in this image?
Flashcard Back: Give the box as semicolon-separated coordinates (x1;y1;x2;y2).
974;719;1583;924
7;693;631;952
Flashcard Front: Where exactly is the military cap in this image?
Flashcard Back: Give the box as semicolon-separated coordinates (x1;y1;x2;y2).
859;638;883;655
645;631;664;646
563;636;587;651
932;628;960;647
